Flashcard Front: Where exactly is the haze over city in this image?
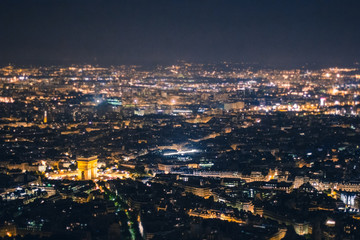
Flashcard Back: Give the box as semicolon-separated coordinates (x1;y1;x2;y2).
1;0;360;67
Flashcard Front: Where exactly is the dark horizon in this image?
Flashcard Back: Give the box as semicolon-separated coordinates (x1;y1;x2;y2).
1;0;360;68
2;60;359;71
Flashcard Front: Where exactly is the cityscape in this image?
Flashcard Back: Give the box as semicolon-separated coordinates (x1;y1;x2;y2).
1;0;360;240
1;63;360;239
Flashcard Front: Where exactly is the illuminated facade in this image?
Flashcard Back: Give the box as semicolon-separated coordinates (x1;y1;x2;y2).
43;111;47;124
77;156;98;180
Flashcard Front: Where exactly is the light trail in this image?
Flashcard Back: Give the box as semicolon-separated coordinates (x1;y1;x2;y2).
163;149;200;156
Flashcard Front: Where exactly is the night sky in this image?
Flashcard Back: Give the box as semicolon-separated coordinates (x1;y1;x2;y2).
1;0;360;67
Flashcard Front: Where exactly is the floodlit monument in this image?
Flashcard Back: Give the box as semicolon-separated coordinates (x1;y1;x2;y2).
77;155;98;180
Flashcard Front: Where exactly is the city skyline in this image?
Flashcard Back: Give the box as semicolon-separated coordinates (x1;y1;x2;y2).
1;1;360;240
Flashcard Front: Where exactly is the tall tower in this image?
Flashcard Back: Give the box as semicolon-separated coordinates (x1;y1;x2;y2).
77;156;98;180
43;111;47;123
